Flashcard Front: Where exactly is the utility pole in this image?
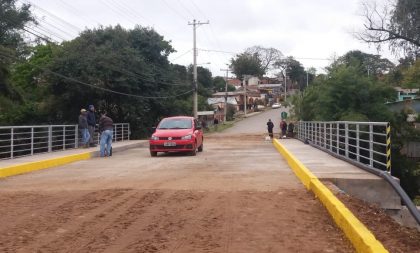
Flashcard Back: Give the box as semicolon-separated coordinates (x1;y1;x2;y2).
243;75;250;116
188;19;209;119
220;67;230;123
283;66;287;103
306;71;309;87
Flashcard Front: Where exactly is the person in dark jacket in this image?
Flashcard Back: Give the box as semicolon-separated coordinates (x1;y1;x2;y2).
99;111;114;157
280;119;288;138
287;122;295;138
267;119;274;139
78;109;90;148
87;104;96;147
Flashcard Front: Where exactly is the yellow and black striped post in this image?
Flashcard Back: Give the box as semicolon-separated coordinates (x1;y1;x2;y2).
386;123;391;173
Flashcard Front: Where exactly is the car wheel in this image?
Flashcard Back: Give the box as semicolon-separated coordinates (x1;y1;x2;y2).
150;151;157;157
198;140;203;152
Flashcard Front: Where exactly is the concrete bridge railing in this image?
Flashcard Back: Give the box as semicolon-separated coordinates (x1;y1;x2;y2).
0;123;130;160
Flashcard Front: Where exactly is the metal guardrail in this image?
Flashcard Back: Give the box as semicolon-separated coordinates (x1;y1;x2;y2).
296;121;420;226
296;121;391;172
0;123;130;160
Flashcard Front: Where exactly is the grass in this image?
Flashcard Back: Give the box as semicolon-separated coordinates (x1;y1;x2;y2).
204;120;236;133
414;196;420;206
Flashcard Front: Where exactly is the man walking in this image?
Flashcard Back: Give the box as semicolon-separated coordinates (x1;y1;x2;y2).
267;119;274;139
78;109;90;148
99;111;114;157
87;104;96;147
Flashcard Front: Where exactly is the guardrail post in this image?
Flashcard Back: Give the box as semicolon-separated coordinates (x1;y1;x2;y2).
336;123;339;154
345;122;349;158
122;124;124;141
31;127;34;155
310;122;315;143
329;123;333;151
113;124;117;142
128;123;131;140
63;126;66;150
317;123;320;146
323;122;327;148
386;123;391;173
48;126;52;152
75;125;79;148
356;124;360;162
10;128;14;159
369;124;373;167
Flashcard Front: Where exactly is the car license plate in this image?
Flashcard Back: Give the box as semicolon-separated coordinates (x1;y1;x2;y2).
164;142;176;147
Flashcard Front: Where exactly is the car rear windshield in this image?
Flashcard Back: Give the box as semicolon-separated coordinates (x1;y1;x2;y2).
158;118;192;129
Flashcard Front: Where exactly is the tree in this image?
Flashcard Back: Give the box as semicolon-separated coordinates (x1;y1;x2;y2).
11;25;194;137
230;52;265;79
290;52;395;122
358;0;420;56
275;56;306;90
212;76;235;92
245;46;283;73
0;0;35;52
328;50;395;77
0;0;35;124
401;60;420;88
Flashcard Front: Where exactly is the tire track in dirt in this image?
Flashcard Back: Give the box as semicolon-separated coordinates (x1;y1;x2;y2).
17;189;137;252
0;189;128;252
0;191;88;233
101;190;211;253
73;190;167;253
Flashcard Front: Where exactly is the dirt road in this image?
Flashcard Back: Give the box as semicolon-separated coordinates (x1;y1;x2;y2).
0;111;353;253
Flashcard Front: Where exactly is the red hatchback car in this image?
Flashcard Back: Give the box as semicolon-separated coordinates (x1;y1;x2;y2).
149;116;204;157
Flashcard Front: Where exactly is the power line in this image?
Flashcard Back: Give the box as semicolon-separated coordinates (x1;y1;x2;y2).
4;13;191;89
176;0;195;18
0;50;193;100
199;48;332;61
169;49;193;62
26;2;82;34
160;0;189;21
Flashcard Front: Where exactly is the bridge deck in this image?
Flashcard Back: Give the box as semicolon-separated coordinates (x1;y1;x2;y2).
280;138;401;211
0;140;147;168
279;138;379;180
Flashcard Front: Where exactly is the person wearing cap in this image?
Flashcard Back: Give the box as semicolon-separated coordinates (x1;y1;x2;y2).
87;104;97;147
78;109;90;148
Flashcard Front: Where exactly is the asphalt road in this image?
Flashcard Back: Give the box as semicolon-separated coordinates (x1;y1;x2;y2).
223;107;291;135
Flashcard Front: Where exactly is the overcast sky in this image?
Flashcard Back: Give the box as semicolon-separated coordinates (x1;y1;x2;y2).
26;0;393;77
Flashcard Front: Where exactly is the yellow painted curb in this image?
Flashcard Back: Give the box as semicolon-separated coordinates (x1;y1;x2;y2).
0;152;92;178
273;139;388;253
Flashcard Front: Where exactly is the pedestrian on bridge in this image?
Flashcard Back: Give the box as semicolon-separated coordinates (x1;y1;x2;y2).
280;119;287;138
267;119;274;139
287;122;295;138
87;104;97;147
99;111;114;157
78;109;90;148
